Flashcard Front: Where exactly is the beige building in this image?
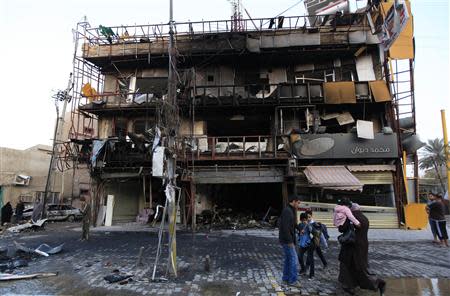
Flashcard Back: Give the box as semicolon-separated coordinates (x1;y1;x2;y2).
0;112;91;207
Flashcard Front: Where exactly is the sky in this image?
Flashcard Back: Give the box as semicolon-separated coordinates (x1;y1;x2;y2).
0;0;449;150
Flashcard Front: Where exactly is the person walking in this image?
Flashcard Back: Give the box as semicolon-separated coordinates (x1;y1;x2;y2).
15;199;25;222
306;211;328;267
81;199;91;241
350;203;370;272
297;212;312;276
1;202;13;225
336;199;386;295
426;192;440;244
279;194;301;288
428;192;449;247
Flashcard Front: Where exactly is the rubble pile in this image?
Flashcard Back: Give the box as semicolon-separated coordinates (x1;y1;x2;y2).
196;207;279;230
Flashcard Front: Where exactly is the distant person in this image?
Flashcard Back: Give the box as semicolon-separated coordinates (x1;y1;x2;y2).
337;199;386;295
81;199;91;241
279;194;301;288
15;199;25;222
428;192;449;247
426;192;440;244
1;202;13;225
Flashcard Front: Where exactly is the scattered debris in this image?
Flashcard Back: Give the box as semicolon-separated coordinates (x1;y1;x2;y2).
196;207;278;230
0;272;57;281
0;259;28;272
104;273;133;284
14;241;63;257
35;243;64;255
150;277;168;282
7;219;47;233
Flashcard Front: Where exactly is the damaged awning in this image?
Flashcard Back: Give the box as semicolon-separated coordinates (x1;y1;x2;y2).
303;166;363;191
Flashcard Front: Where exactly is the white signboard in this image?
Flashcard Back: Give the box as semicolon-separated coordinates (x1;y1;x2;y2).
357;120;374;140
379;1;410;51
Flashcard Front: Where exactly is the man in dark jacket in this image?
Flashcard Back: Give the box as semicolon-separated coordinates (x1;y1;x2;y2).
279;194;301;287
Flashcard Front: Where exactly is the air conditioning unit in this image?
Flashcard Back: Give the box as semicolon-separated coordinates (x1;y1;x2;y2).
14;175;31;186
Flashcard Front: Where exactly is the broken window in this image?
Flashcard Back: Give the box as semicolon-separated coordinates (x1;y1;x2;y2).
113;117;128;138
133;119;154;134
295;69;336;83
279;107;311;134
135;77;168;98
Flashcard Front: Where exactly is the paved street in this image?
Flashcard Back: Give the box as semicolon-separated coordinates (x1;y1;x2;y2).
1;222;449;295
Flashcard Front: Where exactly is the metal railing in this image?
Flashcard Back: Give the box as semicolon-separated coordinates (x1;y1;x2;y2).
187;82;324;105
78;13;368;46
178;135;289;160
78;80;376;110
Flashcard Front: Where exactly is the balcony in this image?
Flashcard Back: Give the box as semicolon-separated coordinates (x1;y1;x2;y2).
179;135;289;161
78;13;377;66
79;80;389;113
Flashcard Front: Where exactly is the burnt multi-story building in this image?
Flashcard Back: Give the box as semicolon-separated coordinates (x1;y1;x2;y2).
66;0;417;228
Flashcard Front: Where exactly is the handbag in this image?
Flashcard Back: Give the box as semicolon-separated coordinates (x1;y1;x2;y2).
338;222;356;245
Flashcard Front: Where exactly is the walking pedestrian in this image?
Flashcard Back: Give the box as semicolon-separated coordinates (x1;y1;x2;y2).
279;194;301;288
337;199;386;295
427;192;449;247
426;192;440;244
1;202;13;225
307;212;327;272
297;212;311;276
81;199;91;241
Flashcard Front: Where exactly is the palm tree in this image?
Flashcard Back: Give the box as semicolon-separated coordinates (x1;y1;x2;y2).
419;138;446;192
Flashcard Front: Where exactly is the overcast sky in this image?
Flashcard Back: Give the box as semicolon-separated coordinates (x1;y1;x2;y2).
0;0;448;150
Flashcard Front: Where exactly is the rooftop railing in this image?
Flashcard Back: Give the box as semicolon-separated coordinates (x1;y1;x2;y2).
78;13;368;46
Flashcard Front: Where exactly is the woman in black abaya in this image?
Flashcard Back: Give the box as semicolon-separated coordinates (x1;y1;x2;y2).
337;201;385;295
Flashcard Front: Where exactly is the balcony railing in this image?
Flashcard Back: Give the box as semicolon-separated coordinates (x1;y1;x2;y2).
178;135;289;161
79;13;369;46
185;82;324;106
79;81;376;111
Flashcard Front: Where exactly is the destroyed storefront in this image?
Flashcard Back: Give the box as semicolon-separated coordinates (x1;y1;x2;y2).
63;1;417;228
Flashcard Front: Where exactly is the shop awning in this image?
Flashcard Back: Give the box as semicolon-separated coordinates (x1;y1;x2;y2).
303;166;363;191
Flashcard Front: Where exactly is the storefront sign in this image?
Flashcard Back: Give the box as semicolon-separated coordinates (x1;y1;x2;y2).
293;133;398;159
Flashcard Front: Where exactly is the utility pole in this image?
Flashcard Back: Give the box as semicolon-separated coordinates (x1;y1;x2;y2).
152;0;179;280
42;74;73;218
166;0;179;277
441;110;450;194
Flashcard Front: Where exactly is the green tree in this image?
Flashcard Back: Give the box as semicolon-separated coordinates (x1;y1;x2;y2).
419;138;446;192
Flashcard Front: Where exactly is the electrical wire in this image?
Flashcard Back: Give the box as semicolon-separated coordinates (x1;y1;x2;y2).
259;0;305;26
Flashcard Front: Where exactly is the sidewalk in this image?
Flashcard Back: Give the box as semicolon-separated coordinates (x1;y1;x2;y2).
220;227;440;242
70;221;443;242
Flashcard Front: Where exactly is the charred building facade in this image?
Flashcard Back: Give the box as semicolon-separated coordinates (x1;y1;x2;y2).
65;1;417;228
